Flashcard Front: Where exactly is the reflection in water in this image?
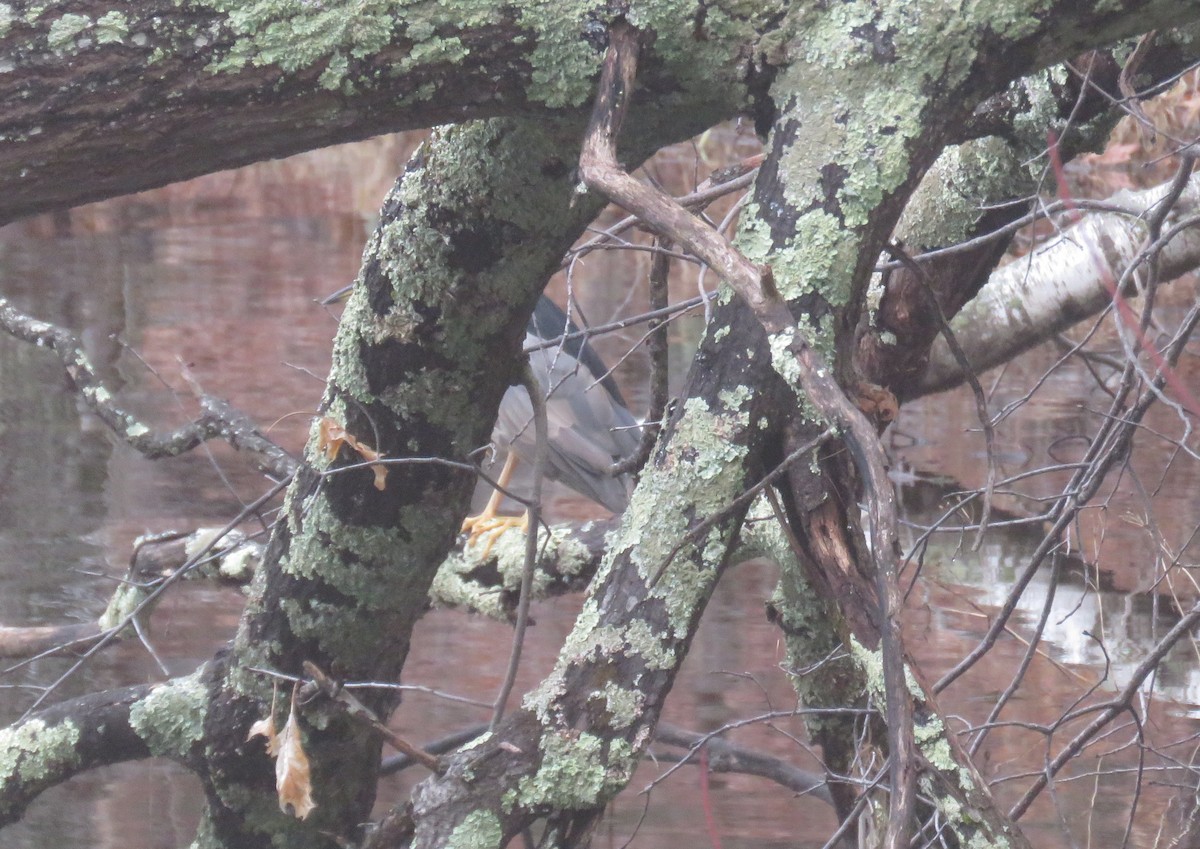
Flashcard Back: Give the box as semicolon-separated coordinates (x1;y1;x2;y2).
897;477;1200;709
0;131;1197;848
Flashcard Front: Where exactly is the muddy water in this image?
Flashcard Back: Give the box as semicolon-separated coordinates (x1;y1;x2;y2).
0;132;1197;847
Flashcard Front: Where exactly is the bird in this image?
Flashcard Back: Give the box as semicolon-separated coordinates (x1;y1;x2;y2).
462;295;641;546
321;286;641;541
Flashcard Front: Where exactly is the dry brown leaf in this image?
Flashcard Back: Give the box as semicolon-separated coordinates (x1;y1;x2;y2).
276;684;316;820
247;682;281;756
247;714;280;756
853;380;899;425
316;417;389;490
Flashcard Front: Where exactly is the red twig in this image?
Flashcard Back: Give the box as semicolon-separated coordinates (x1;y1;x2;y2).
699;745;723;849
1046;130;1200;418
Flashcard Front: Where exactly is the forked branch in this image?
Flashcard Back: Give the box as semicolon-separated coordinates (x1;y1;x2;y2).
576;21;916;846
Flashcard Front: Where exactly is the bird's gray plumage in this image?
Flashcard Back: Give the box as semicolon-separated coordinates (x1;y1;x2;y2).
493;297;640;513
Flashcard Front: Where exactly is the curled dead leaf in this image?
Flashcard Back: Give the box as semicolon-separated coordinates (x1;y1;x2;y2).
247;681;314;818
317;417;389;490
247;714;280;756
276;683;316;820
247;682;280;756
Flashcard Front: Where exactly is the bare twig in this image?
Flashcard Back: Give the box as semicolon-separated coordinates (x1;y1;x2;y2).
884;240;998;549
0;298;296;479
1009;600;1200;820
491;361;546;729
17;476;291;720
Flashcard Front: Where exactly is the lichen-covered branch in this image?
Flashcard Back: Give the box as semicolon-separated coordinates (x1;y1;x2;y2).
0;685;151;826
858;34;1200;401
0;527;259;660
187;117;615;847
403;299;788;849
575;23;917;843
185;90;729;844
394;7;1200;848
0;299;296;479
0;517;610;664
0;670;217;828
431;521;612;620
0;0;762;224
714;4;1200;846
8;4;1200;848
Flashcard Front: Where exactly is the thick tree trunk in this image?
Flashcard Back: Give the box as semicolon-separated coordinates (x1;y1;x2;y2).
188;117;610;847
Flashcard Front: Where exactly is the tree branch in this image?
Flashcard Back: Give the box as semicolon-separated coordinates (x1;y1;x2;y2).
0;685;154;826
577;22;916;845
916;172;1200;397
0;299;296;479
0;1;763;225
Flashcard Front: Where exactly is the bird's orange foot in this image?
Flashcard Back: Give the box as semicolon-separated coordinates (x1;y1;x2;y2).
461;512;529;560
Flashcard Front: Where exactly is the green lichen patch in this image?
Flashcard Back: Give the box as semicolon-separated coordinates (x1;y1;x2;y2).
98;580;148;632
0;718;80;791
625;1;754;113
551;599;602;668
94;10;128;45
617;397;747;563
624;398;749;636
621;618;676;671
522;667;568;721
128;668;209;759
591;682;644;729
202;0;401;83
766;327;803;388
0;5;15;40
511;730;634;811
46;12;89;52
896;138;1023;249
738;205;853;315
849;635;922;701
283;491;426;605
447;809;504;849
219;544;261;581
515;1;602;108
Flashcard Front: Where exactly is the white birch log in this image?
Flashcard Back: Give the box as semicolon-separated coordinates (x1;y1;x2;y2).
919;174;1200;396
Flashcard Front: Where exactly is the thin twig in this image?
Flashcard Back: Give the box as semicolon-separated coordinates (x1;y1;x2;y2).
0;298;296;479
612;235;672;476
884;240;997;550
491;361;546;729
18;476;291;721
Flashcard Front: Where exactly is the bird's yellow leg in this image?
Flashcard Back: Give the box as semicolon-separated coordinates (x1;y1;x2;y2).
461;453;528;557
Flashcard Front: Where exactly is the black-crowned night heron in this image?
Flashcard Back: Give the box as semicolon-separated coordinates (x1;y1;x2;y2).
463;295;641;543
321;287;640;538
